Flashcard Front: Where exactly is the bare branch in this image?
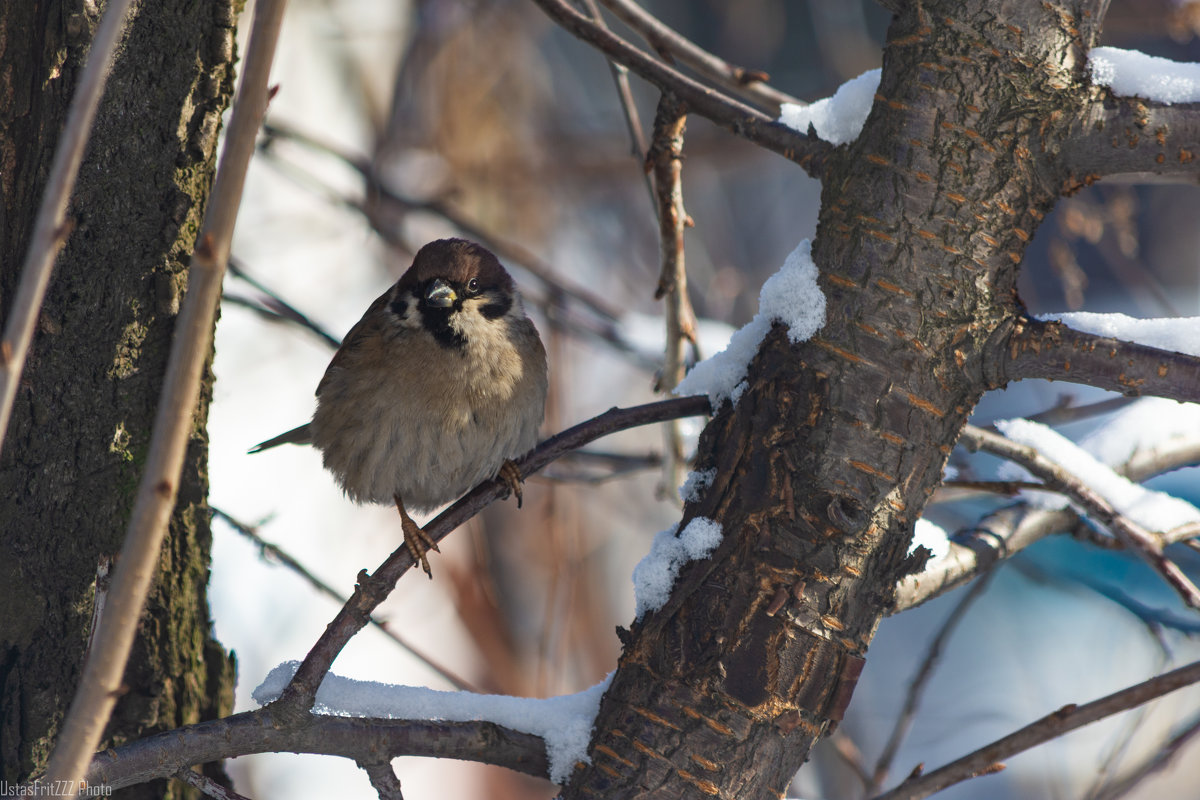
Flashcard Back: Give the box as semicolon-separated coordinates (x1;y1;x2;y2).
999;317;1200;404
596;0;803;113
1090;713;1200;800
273;396;711;716
868;570;998;794
871;659;1200;800
227;257;342;348
174;769;254;800
86;711;549;790
958;424;1200;609
43;2;288;793
528;0;833;178
358;760;405;800
1060;91;1200;184
647;93;695;503
895;433;1200;612
576;0;656;209
0;0;135;458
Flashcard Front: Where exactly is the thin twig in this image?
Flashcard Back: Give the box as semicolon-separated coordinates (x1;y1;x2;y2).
0;0;135;458
871;659;1200;800
646;93;695;504
958;424;1200;609
597;0;803;113
211;508;479;692
868;569;999;794
42;2;289;793
227;257;342;348
529;0;833;178
576;0;656;211
174;768;254;800
358;760;405;800
273;395;711;717
1090;713;1200;800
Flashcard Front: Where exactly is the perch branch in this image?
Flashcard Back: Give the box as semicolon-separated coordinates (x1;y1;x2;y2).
872;658;1200;800
0;0;135;458
42;2;288;793
273;396;711;716
529;0;833;178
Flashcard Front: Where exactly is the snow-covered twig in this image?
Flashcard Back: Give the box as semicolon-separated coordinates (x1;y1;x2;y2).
958;424;1200;609
896;431;1200;612
0;0;135;458
43;1;288;792
871;658;1200;800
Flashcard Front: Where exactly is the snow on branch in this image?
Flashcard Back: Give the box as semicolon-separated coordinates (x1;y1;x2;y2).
779;69;880;147
676;240;826;408
254;663;612;784
1089;47;1200;105
958;423;1200;608
1001;314;1200;404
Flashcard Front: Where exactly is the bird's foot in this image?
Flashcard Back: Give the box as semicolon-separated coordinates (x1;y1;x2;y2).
498;459;525;508
395;495;440;579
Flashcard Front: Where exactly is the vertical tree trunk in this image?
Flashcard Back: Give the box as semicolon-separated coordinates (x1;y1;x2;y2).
0;2;240;796
562;2;1100;796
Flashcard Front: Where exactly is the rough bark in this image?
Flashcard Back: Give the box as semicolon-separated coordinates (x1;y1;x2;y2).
0;2;239;797
561;1;1108;797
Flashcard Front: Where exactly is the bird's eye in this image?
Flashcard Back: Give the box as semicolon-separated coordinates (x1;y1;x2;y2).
466;278;480;294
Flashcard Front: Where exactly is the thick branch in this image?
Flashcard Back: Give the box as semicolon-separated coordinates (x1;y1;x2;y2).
85;710;548;790
529;0;833;178
873;658;1200;800
1060;92;1200;183
999;317;1200;403
274;396;711;715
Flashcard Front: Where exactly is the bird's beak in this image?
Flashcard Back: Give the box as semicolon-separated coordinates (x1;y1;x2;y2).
425;279;457;307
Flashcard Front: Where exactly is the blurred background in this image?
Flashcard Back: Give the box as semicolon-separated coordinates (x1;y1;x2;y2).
207;1;1200;797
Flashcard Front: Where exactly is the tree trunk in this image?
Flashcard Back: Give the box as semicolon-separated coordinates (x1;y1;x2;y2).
562;2;1100;796
0;2;240;796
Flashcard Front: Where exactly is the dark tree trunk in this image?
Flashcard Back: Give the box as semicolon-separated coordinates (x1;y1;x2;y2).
0;2;240;797
562;2;1103;797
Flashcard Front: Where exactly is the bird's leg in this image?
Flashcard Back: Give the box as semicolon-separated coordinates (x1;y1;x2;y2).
394;494;440;579
497;459;525;508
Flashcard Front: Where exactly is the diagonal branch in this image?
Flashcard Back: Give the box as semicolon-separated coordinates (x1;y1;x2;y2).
596;0;803;113
997;317;1200;404
894;433;1200;612
958;424;1200;608
85;710;549;790
1060;92;1200;184
528;0;833;178
871;658;1200;800
273;396;711;716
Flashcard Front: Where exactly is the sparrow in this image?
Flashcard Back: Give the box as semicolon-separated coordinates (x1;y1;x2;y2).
251;238;548;577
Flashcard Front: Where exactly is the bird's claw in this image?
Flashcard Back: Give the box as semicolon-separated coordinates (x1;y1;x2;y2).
395;495;440;579
498;459;524;508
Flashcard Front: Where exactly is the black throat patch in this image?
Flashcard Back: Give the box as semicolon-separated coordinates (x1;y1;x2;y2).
420;304;466;349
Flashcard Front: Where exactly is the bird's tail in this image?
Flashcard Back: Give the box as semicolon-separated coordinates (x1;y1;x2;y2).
248;423;312;453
